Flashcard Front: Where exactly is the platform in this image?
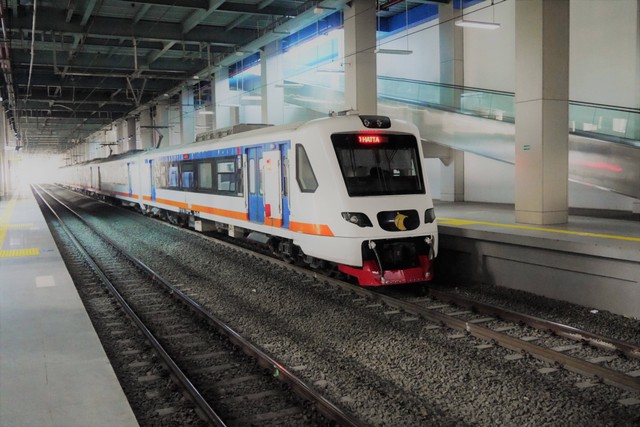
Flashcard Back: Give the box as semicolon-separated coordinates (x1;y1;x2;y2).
434;201;640;319
0;188;138;427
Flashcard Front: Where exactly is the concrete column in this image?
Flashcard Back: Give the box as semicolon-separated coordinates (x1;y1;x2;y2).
0;109;8;198
155;101;170;148
138;108;154;149
126;117;137;151
439;2;463;108
344;0;377;114
261;42;285;125
440;151;465;202
515;0;569;225
181;84;195;144
438;2;465;202
116;120;126;154
215;67;236;128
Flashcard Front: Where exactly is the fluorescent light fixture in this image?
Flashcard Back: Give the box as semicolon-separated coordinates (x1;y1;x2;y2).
198;110;214;115
375;48;413;55
275;83;304;88
314;6;335;14
316;68;344;74
455;20;500;30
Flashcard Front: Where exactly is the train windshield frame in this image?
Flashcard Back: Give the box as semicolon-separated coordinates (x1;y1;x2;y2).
331;132;425;197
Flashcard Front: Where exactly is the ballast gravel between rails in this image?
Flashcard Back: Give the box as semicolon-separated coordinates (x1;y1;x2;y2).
34;184;364;427
33;184;227;426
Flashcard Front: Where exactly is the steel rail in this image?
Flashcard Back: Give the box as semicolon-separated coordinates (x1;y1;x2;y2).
32;184;227;426
52;184;640;393
364;289;640;393
38;184;364;427
427;288;640;360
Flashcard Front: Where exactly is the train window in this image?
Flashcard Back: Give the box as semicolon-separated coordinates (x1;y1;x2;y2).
331;133;425;197
282;155;289;197
181;162;195;189
259;159;264;195
216;159;235;191
249;158;256;193
295;144;318;193
168;163;179;188
198;162;213;190
214;156;242;196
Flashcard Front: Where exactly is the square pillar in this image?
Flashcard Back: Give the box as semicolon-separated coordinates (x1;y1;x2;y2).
181;84;195;144
261;42;285;125
344;0;377;114
438;2;465;201
515;0;569;224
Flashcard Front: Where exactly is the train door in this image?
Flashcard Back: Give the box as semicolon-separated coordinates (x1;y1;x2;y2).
127;162;134;197
90;166;101;191
263;142;290;228
263;150;281;227
246;146;264;223
281;144;290;228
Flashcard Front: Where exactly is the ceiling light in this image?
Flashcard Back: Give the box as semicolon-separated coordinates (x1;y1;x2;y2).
454;20;500;30
314;6;335;14
198;110;214;115
275;83;304;88
375;48;413;55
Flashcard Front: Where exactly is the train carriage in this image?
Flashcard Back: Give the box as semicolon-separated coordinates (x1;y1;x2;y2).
62;113;438;286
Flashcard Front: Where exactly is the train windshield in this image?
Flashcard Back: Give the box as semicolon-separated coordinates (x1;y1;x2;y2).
331;133;425;197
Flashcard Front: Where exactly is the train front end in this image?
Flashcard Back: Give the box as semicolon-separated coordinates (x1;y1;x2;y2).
327;115;438;286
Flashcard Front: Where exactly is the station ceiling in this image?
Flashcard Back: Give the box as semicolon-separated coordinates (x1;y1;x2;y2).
1;0;450;152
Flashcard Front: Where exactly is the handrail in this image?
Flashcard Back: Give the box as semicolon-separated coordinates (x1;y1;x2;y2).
376;76;640;144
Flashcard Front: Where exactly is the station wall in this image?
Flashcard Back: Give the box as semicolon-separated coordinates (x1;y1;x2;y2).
407;0;639;211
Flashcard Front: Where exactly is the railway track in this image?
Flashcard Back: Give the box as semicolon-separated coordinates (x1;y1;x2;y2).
40;184;640;424
33;184;362;426
154;202;640;395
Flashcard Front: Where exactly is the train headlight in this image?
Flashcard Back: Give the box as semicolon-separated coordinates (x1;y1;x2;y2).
341;212;373;228
424;208;436;224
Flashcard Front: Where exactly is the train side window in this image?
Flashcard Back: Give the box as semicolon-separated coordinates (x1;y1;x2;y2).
259;158;264;195
249;158;256;194
181;162;195;189
235;155;243;196
168;163;179;188
295;144;318;193
216;158;236;192
198;162;213;190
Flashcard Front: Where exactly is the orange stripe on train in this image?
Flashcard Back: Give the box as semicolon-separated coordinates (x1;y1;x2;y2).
264;217;283;228
290;221;334;237
143;198;332;236
156;197;189;210
190;204;249;221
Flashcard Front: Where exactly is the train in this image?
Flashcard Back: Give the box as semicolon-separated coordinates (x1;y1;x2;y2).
60;113;438;286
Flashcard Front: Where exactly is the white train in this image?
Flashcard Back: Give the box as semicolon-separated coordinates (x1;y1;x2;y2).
61;113;438;286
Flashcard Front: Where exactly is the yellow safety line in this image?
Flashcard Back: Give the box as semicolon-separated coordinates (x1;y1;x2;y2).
438;217;640;243
0;197;40;257
0;248;40;258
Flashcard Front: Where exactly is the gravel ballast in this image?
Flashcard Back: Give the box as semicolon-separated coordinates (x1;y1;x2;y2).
52;187;640;426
